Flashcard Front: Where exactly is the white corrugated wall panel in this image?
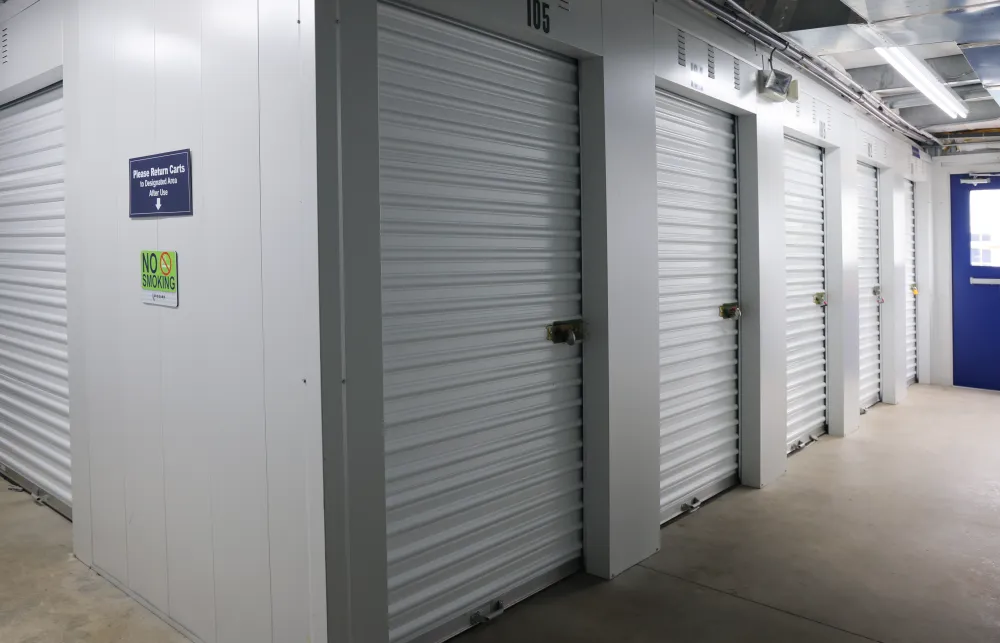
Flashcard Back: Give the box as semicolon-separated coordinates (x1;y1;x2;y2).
0;86;70;514
784;138;827;451
378;6;582;642
858;163;881;409
905;180;917;385
655;91;739;523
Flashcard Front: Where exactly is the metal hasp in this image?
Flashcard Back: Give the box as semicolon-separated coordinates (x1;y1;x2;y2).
789;436;814;454
872;285;885;304
470;600;505;626
682;497;703;513
546;319;587;346
813;291;828;307
719;302;742;320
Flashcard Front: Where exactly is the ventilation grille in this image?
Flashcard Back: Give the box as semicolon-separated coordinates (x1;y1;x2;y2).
707;45;716;79
734;59;740;90
678;29;686;67
2;27;7;65
809;98;832;138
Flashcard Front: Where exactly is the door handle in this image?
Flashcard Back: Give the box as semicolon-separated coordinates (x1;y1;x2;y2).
546;319;587;345
719;303;741;320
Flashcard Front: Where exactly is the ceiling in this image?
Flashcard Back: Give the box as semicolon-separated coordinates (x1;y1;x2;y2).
733;0;1000;151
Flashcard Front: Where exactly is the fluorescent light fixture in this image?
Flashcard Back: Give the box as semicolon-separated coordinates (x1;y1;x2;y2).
875;46;969;120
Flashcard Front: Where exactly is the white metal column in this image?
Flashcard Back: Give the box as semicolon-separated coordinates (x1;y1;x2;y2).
857;163;881;409
905;180;917;385
0;86;70;517
784;138;827;451
655;91;739;523
378;5;583;642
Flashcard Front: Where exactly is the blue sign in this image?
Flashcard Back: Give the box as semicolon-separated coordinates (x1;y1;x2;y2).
129;150;193;218
911;146;921;159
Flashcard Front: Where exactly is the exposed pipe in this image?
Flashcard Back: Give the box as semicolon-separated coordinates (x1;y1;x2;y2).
679;0;940;146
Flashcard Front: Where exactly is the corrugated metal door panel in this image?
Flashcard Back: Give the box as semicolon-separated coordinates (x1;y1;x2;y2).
858;163;881;409
378;6;582;642
905;180;918;385
655;90;739;523
784;138;827;451
0;86;70;514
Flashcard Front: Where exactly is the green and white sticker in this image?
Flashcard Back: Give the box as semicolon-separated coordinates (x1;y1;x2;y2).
141;250;178;307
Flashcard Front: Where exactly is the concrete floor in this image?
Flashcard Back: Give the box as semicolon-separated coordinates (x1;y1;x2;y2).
2;385;999;642
0;482;186;642
458;385;1000;643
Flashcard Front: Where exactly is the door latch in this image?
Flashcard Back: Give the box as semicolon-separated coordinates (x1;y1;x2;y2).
910;283;919;296
471;600;505;626
872;285;885;304
719;303;741;320
813;292;828;307
682;497;703;513
546;319;587;346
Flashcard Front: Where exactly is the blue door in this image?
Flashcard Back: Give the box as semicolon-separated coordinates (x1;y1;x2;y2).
952;174;1000;390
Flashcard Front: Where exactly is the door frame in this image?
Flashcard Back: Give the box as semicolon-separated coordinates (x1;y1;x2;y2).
949;173;1000;389
781;127;864;442
652;22;789;488
928;159;1000;386
317;2;662;640
783;136;833;449
0;82;73;521
857;161;884;409
652;87;743;521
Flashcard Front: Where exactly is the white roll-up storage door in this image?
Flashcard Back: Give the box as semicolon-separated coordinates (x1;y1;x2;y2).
784;138;827;451
857;163;881;409
655;91;739;523
379;6;583;642
905;180;917;385
0;86;70;517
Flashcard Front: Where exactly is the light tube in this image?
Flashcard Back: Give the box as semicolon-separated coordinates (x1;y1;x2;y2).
875;47;968;120
877;47;961;118
877;47;962;118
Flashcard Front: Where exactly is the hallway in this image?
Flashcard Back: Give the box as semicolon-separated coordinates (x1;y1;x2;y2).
457;385;1000;643
2;385;999;642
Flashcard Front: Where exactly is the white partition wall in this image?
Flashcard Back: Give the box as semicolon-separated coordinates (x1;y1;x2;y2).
66;1;327;642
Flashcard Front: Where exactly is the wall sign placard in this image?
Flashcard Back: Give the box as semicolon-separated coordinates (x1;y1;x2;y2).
129;150;193;218
141;250;178;308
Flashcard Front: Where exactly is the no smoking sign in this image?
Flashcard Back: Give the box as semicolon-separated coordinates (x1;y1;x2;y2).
141;250;178;308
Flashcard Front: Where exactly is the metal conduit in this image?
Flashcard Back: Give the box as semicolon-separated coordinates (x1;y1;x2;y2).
681;0;940;146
